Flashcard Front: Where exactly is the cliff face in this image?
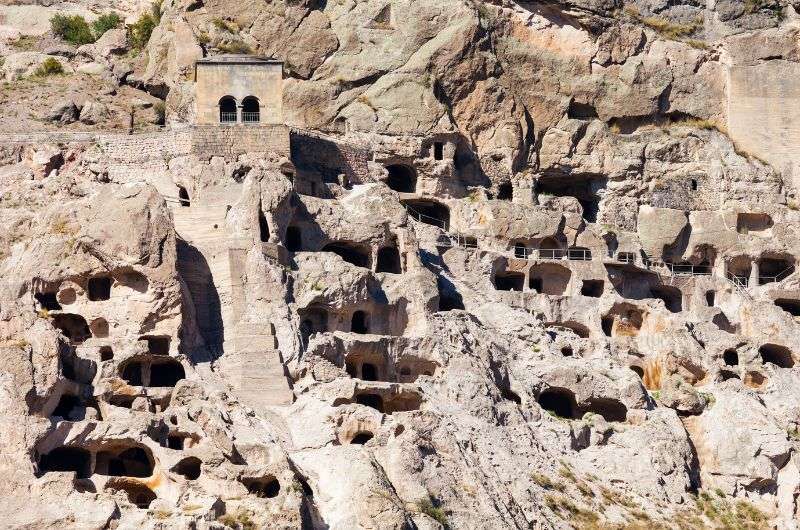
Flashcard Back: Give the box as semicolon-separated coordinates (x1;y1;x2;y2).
2;0;800;529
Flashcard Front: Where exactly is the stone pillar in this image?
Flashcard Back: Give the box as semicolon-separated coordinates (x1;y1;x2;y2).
749;260;760;287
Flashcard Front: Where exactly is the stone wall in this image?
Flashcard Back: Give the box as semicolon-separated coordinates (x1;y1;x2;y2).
728;61;800;192
290;129;372;184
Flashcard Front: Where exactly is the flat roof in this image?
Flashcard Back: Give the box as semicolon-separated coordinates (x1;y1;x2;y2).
196;54;283;65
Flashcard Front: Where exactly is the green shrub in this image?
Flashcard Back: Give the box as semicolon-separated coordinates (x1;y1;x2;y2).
153;101;166;124
416;498;448;528
34;57;64;77
93;12;122;36
216;40;253;54
129;2;162;50
50;14;95;45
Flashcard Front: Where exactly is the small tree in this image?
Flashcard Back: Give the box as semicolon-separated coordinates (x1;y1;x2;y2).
128;2;162;50
92;12;122;37
50;14;95;45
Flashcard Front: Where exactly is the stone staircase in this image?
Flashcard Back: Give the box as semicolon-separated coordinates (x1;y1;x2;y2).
173;205;235;352
224;322;293;408
171;204;293;408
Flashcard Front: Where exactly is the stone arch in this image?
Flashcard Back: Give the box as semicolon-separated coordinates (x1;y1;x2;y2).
727;256;752;286
759;343;794;368
323;241;371;268
35;291;61;311
350;431;374;444
106;482;156;508
758;253;795;284
775;298;800;317
299;305;328;346
355;393;384;412
219;96;237;123
602;303;645;338
241;96;260;123
583;398;627;422
723;349;738;366
497;181;513;200
385;164;417;193
493;271;525;292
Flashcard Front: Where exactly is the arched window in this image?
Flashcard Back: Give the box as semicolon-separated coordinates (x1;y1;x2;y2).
242;96;260;124
219;96;237;123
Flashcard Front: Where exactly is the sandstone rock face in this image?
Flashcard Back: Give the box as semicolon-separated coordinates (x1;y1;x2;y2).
2;0;800;528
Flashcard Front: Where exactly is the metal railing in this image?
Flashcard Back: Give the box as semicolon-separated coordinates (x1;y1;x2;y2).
758;267;795;285
657;262;712;276
220;112;238;123
404;205;448;230
242;112;260;124
617;252;636;264
727;274;749;288
515;248;593;261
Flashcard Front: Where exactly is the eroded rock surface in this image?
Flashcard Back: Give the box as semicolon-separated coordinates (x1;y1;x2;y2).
3;0;800;529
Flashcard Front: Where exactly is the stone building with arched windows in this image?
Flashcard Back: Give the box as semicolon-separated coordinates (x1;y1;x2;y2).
194;55;284;125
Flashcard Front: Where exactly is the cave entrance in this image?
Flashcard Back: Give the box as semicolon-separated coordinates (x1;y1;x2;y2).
323;242;371;268
87;276;112;301
529;263;572;295
650;285;683;313
536;174;606;222
351;310;370;334
39;447;91;479
537;388;576;419
385;164;417;193
775;298;800;317
285;226;302;252
494;271;525;292
402;200;450;230
95;446;153;478
759;344;794;368
376;246;402;274
355;393;384;413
